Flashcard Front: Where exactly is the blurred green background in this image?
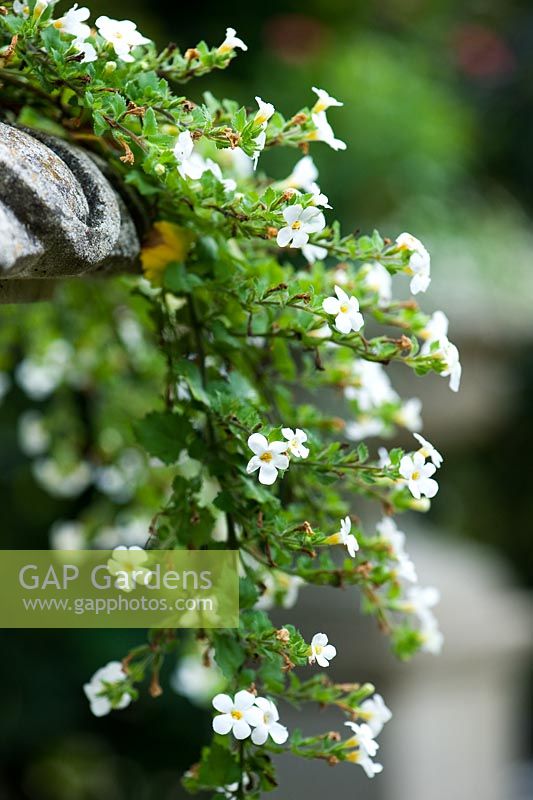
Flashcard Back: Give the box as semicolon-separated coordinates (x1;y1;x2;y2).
2;0;533;797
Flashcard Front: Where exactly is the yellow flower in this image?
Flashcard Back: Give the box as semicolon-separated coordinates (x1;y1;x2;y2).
141;221;193;285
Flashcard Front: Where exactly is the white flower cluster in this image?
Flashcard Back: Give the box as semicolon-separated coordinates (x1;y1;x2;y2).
84;660;131;716
376;515;443;653
344;692;392;777
246;427;309;485
212;690;289;745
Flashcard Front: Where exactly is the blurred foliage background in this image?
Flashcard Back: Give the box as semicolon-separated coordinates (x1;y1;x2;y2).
1;0;533;796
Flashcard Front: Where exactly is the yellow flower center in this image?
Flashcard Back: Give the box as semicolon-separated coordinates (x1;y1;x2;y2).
411;471;420;481
346;751;360;764
53;20;63;28
314;644;323;655
291;220;302;230
218;43;233;54
339;303;349;313
231;710;243;720
260;451;273;463
313;101;327;113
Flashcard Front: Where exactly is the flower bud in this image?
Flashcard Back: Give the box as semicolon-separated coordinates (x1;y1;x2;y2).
275;627;290;643
154;163;166;176
104;61;117;74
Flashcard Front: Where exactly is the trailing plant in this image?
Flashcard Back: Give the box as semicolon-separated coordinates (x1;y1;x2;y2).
0;3;462;796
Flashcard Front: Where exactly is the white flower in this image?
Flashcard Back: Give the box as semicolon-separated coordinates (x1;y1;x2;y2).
50;520;85;550
218;27;247;54
54;4;91;39
302;243;328;264
420;311;462;392
218;775;252;799
18;410;50;456
322;285;364;334
345;417;386;441
327;515;359;557
421;309;448;343
107;545;152;593
378;447;391;468
394;397;422;432
255;570;304;610
376;517;417;583
413;433;443;468
83;661;131;717
399;452;438;500
309;632;337;668
95;16;151;63
403;586;443;654
173;131;206;180
347;750;384;778
32;459;92;498
171;651;223;706
204;158;237;191
14;0;49;16
358;694;392;737
286;155;319;191
395;232;431;294
312;87;343;114
254;96;275;126
310;112;347;151
212;690;262;740
306;322;332;339
344;361;398;411
246;433;289;485
281;427;309;458
277;204;326;249
344;721;379;757
362;262;392;303
75;41;98;63
251;697;289;745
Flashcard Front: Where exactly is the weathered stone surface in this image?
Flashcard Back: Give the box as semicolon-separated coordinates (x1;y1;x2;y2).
0;122;141;297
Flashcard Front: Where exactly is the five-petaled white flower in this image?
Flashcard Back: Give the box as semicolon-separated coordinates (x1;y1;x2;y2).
218;27;247;53
399;452;438;500
312;87;343;114
322;285;364;334
327;515;359;557
54;4;91;39
83;661;131;717
358;694;393;737
95;16;151;62
276;204;326;249
395;232;431;294
212;690;262;740
107;545;152;593
282;427;309;458
309;632;337;667
246;433;289;485
309;112;347;151
251;697;289;745
413;433;443;468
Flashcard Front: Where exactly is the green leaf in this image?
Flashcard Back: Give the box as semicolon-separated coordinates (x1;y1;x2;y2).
133;411;193;464
212;632;245;678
